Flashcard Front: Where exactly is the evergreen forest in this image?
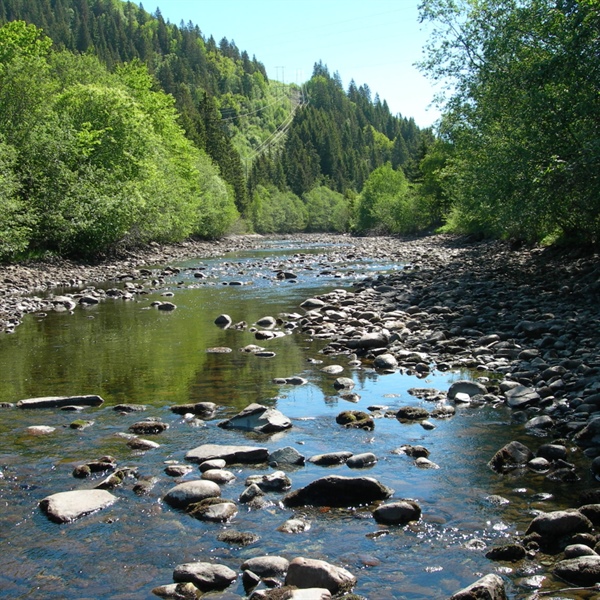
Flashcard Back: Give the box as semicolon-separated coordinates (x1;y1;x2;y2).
0;0;597;261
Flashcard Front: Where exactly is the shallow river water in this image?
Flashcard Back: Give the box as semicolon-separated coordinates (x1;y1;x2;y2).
0;239;594;599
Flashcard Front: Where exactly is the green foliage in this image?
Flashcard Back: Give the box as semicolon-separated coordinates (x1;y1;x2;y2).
420;0;600;244
303;186;350;233
248;185;307;234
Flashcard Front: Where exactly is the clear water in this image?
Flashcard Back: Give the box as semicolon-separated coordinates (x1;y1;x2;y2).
0;239;594;599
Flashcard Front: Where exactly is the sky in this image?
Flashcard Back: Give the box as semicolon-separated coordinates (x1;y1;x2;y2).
153;0;442;128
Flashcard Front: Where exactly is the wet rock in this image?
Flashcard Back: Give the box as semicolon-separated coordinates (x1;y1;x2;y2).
394;445;430;459
396;406;429;422
308;451;353;466
449;573;507;599
525;415;554;430
285;557;355;594
335;410;374;430
485;544;527;562
214;314;233;328
185;444;269;464
553;555;600;586
18;394;104;409
201;469;236;484
173;562;237;592
187;499;238;523
39;489;117;523
256;316;277;328
27;425;56;435
525;510;593;539
217;530;260;546
320;365;344;375
528;457;551;472
165;464;194;477
205;346;232;354
218;403;292;434
333;377;355;390
128;419;169;435
278;518;311;534
489;441;534;473
269;446;305;466
171;402;216;418
245;470;292;492
574;417;600;447
241;556;289;577
239;483;264;504
163;480;221;509
157;302;177;311
578;504;600;526
69;419;94;430
372;500;421;525
254;588;331;600
536;443;568;461
564;544;598;558
415;457;439;469
152;582;202;599
301;298;326;309
346;453;377;469
127;437;161;451
283;475;393;507
346;331;389;350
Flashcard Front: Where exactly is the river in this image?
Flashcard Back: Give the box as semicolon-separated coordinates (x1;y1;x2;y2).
0;238;593;599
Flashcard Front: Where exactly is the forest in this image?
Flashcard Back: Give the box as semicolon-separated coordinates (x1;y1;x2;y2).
0;0;597;261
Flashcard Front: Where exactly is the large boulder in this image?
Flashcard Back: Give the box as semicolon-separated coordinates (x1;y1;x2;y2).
173;561;237;592
285;557;356;594
283;475;393;507
163;480;221;509
39;489;117;523
218;403;291;434
525;510;593;538
449;573;507;599
504;385;541;409
185;444;268;464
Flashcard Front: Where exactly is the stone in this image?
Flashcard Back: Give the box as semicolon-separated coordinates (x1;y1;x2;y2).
449;573;507;599
333;377;355;390
39;489;117;523
128;420;169;434
218;403;292;434
269;446;305;466
239;483;264;504
163;480;221;509
277;518;311;533
308;451;353;466
285;557;355;594
283;475;393;507
346;331;389;350
151;582;202;599
373;353;398;370
18;395;104;409
217;530;260;546
256;316;277;328
173;562;237;592
335;410;374;430
488;441;534;473
245;470;292;492
553;555;600;586
201;469;236;484
564;544;598;558
320;365;344;375
27;425;55;435
525;509;593;538
214;314;233;328
525;415;554;430
485;544;527;562
157;302;177;311
187;500;238;523
165;464;194;477
185;444;268;464
447;380;487;399
396;406;429;421
171;402;216;418
346;453;377;469
241;556;290;577
372;500;421;525
199;458;227;472
504;385;541;409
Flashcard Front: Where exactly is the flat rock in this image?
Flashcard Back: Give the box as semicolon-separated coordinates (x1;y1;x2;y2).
504;385;541;409
447;380;487;399
185;444;268;464
163;480;221;509
218;403;291;434
18;395;104;409
39;489;117;523
285;557;356;594
188;501;238;523
283;475;393;507
346;453;377;469
173;561;237;592
308;451;353;466
269;446;305;466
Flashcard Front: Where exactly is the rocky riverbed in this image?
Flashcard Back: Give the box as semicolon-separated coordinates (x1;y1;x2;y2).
1;233;600;598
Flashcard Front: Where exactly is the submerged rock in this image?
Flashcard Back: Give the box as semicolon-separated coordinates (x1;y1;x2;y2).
18;395;104;409
218;403;291;434
185;444;268;464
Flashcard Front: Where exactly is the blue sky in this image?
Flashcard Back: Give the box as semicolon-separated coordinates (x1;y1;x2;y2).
153;0;441;128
